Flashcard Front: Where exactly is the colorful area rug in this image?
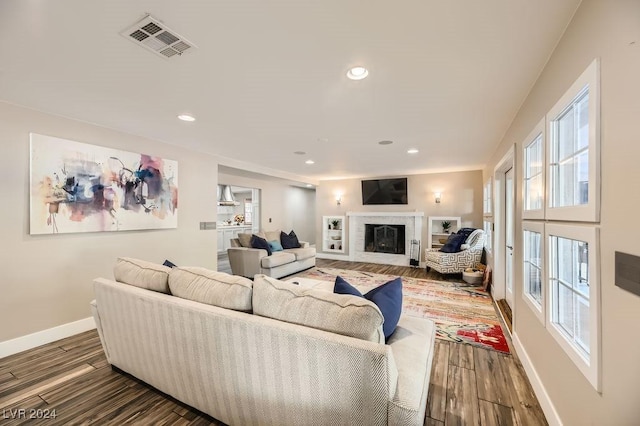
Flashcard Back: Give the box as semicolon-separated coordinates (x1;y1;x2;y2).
298;267;510;353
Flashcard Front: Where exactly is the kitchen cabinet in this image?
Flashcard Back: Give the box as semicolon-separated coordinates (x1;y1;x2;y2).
218;225;252;253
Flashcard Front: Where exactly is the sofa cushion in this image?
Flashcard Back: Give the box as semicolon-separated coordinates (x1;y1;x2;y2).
168;267;253;312
334;276;403;340
264;230;282;243
237;233;253;248
251;234;272;255
284;247;316;261
114;257;171;293
261;252;296;268
281;230;301;249
253;275;384;343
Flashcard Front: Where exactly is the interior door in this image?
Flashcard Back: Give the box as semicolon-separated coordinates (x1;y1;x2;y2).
505;167;515;308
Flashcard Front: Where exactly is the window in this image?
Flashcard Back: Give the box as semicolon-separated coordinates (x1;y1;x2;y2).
546;223;600;391
482;178;493;255
483;220;493;254
483;178;492;216
523;119;545;219
546;59;600;222
523;221;544;324
244;200;252;224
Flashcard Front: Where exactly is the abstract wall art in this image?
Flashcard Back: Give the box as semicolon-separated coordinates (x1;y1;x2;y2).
30;133;178;234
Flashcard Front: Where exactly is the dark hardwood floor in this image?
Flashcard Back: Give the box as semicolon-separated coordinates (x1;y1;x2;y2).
0;259;547;425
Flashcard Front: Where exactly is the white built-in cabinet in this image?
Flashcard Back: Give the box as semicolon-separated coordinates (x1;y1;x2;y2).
322;216;345;253
427;216;461;249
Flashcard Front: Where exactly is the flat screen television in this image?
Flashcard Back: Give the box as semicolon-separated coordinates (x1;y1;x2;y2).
361;178;408;205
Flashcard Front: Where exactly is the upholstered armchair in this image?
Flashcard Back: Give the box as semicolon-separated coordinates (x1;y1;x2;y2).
425;229;486;274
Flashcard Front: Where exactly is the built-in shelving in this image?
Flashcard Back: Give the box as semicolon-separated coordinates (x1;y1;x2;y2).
427;216;461;249
322;216;345;253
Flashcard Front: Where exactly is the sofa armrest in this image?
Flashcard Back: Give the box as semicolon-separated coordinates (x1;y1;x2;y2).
299;240;310;248
227;247;268;278
386;315;436;425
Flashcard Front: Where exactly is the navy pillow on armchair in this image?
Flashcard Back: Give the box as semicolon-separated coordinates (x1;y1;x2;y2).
440;233;467;253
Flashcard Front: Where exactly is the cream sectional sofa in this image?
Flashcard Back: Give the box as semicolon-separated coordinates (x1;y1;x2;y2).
92;257;436;426
227;230;316;279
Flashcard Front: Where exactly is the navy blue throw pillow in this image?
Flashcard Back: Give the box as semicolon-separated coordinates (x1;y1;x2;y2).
163;259;177;268
457;227;476;240
440;233;467;253
250;234;272;255
334;276;364;297
333;276;403;340
280;230;301;249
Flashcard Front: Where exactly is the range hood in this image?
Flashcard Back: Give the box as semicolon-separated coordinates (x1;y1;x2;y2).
217;185;239;206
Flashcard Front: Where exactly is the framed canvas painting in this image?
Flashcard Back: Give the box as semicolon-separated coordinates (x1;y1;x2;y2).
30;133;178;234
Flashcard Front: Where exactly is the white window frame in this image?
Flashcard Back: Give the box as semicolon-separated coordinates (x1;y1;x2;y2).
522;221;545;325
546;223;600;391
522;119;545;220
546;59;600;222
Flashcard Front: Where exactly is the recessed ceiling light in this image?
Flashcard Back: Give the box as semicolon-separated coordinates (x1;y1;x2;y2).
347;66;369;80
378;140;393;145
305;160;315;165
294;151;306;155
306;184;313;188
177;114;196;122
407;148;419;154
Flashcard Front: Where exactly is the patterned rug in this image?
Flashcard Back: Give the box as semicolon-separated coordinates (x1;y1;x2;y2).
298;267;510;353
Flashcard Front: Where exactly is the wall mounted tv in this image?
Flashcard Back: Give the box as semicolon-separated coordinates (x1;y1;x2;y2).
361;178;408;205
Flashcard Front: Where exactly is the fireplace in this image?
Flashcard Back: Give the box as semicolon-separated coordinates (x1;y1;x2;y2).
364;224;406;255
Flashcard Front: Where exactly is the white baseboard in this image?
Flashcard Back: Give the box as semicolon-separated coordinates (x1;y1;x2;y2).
316;252;350;261
0;317;96;359
513;333;563;426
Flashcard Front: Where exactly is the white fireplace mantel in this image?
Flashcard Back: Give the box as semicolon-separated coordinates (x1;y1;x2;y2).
346;211;425;217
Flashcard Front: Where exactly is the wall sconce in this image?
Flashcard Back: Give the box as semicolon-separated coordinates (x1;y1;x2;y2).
434;192;442;204
336;193;342;206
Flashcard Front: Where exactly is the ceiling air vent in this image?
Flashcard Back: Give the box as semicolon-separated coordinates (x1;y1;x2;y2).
120;15;196;59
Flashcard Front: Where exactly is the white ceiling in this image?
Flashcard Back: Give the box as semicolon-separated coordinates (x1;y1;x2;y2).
0;0;581;181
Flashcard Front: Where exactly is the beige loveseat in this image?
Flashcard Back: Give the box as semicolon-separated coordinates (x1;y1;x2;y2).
91;257;436;426
227;230;316;279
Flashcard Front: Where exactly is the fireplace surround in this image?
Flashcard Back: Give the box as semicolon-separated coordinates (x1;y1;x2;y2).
347;212;424;266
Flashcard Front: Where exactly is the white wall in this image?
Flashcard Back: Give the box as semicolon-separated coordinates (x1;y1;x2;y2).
316;171;483;258
0;101;219;342
218;172;316;244
483;1;640;424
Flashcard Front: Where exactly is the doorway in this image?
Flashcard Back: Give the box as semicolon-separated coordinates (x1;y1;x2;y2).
493;147;515;333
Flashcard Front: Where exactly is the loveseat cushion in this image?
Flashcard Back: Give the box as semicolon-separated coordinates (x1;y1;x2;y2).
168;267;253;312
284;247;316;261
114;257;171;293
261;252;296;268
264;230;282;243
253;275;384;343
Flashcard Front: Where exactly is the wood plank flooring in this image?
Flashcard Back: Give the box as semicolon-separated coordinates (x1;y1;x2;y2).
0;259;547;425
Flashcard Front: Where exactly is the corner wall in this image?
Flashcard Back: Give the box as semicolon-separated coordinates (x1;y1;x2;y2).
316;171;483;258
483;1;640;424
218;172;316;244
0;102;219;342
